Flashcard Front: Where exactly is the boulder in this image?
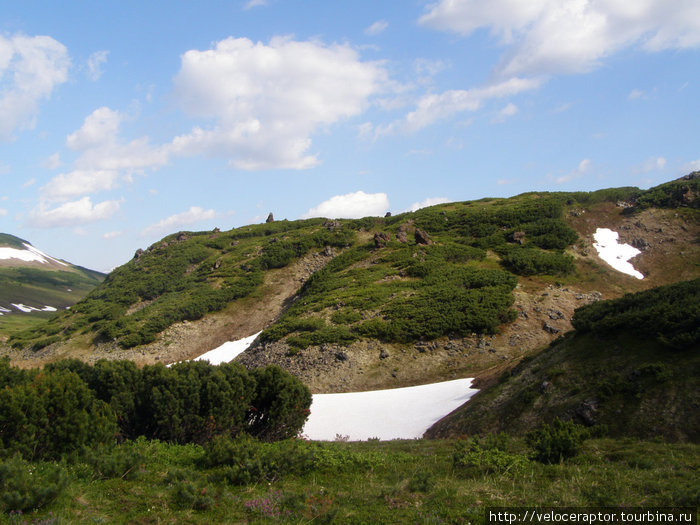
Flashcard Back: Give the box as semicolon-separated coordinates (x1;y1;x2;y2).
373;232;391;248
414;228;432;245
266;212;274;223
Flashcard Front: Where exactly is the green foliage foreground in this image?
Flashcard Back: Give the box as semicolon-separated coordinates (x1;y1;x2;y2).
0;434;696;523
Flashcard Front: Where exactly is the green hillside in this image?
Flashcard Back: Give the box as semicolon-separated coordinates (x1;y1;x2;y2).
426;279;700;441
6;175;699;358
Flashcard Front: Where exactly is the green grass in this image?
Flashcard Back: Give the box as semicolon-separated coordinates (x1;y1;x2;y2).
1;437;697;524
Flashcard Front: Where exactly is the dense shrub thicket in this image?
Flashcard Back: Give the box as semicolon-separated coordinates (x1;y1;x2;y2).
0;358;311;462
572;278;700;349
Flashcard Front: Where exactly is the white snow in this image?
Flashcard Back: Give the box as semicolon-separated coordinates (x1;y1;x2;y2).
41;306;57;312
592;228;644;280
0;243;67;266
303;378;478;441
12;303;37;313
193;331;262;365
0;307;10;313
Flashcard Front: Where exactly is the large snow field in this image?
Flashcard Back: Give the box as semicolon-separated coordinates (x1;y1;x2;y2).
302;378;478;441
191;334;478;441
593;228;644;279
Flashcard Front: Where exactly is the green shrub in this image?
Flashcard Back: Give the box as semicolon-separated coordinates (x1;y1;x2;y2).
0;455;66;512
452;439;529;476
82;441;145;480
527;418;588;464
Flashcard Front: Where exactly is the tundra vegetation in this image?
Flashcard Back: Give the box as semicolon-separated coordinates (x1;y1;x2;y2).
1;176;698;522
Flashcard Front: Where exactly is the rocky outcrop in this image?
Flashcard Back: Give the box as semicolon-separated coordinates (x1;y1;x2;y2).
373;232;391;248
266;212;274;223
414;228;432;245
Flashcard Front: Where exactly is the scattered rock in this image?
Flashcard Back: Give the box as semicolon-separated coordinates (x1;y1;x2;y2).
539;381;552;394
323;245;333;257
133;248;144;260
547;309;565;320
324;220;341;230
335;351;348;362
176;232;188;241
511;231;526;244
266;212;274;223
379;348;390;359
373;232;391;248
631;238;650;250
542;322;560;334
575;400;599;426
384;211;392;218
414;228;432;245
213;258;222;270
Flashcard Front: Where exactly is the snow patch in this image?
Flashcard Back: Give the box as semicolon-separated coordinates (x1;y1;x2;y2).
593;228;644;279
0;243;67;266
303;378;478;441
193;331;262;365
12;303;37;313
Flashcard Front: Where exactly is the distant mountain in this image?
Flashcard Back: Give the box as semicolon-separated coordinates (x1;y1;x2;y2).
0;234;105;329
3;174;699;401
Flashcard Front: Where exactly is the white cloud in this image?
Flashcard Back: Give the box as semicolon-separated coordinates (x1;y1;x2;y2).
404;197;450;213
21;178;36;189
419;0;700;78
171;36;387;170
300;191;389;219
628;89;645;100
377;77;540;135
41;106;168;201
0;208;7;217
42;153;61;170
555;158;592;184
0;33;70;139
641;156;667;171
142;206;216;236
102;230;123;239
681;158;700;173
494;102;519;122
86;50;109;81
26;197;121;228
365;20;388;36
243;0;267;9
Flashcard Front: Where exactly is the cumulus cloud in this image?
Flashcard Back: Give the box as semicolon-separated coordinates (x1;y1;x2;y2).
170;36;387;170
365;20;388;36
102;230;123;239
141;206;216;236
86;50;108;81
300;191;389;219
419;0;700;78
41;106;168;201
404;197;450;213
26;197;121;228
377;77;540;135
0;33;70;139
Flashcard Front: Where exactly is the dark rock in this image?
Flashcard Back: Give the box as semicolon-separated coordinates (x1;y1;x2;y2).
631;238;650;251
335;351;348;362
542;322;560;334
575;400;599;426
511;231;526;244
213;258;222;270
324;219;341;230
396;230;409;243
379;348;390;359
384;211;392;218
133;248;144;259
176;232;188;241
323;245;333;257
539;381;552;394
266;212;274;223
547;309;565;320
213;227;220;233
414;228;432;245
373;232;391;248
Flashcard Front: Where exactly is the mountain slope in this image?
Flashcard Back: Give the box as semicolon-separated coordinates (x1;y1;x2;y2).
3;175;699;394
0;234;105;338
425;278;700;441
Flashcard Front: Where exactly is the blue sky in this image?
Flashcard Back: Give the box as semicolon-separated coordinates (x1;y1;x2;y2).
1;0;699;272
